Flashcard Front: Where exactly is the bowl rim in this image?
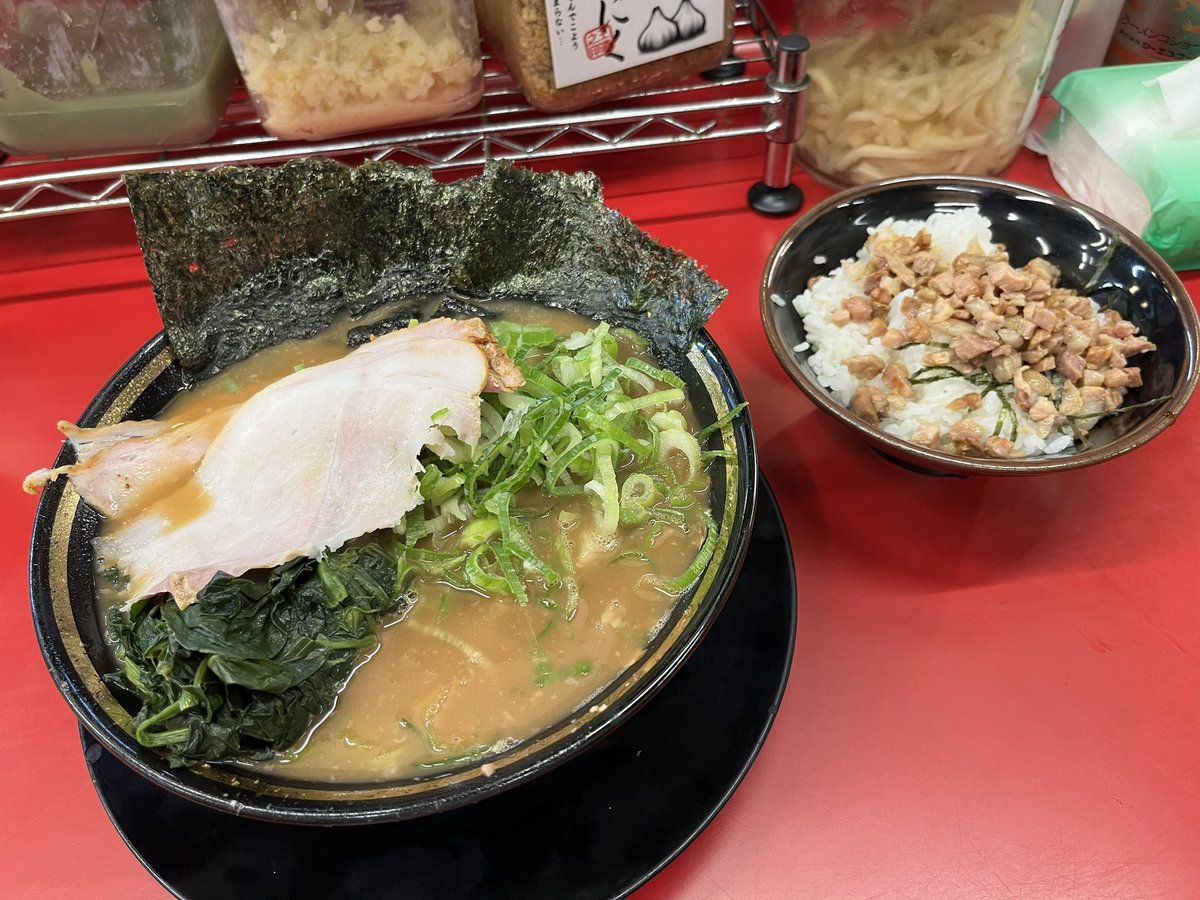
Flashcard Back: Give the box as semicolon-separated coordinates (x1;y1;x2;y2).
759;173;1200;475
28;325;758;825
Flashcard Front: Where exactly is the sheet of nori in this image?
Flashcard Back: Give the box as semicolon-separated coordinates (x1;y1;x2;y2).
124;160;727;384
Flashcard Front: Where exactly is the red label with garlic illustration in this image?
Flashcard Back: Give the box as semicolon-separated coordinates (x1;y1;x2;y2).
543;0;726;88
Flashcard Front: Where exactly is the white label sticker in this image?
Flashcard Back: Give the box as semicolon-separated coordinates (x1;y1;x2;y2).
542;0;727;89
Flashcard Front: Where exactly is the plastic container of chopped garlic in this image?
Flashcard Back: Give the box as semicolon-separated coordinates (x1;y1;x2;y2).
476;0;734;113
212;0;484;141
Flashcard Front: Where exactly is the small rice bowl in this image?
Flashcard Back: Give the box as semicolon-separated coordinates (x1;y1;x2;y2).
790;209;1078;456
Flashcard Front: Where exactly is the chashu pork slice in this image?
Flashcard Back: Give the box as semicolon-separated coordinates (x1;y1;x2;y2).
24;415;231;521
26;318;522;608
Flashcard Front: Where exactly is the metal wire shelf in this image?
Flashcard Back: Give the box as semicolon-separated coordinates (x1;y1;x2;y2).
0;0;782;222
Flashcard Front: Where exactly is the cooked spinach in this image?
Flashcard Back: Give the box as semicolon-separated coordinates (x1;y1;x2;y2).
104;543;408;768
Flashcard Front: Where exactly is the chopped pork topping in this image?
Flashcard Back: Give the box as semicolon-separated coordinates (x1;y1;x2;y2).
983;436;1015;458
813;223;1156;459
1028;307;1058;331
1028;397;1058;422
949;419;985;450
843;295;873;322
950;332;1001;363
946;392;983;412
844;354;887;380
904;316;932;343
849;385;889;424
1055;349;1087;382
986;262;1032;294
953;271;983;299
882;363;914;398
928;270;955;296
911;422;941;447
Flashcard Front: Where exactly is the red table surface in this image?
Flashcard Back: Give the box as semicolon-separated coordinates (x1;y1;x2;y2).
2;143;1199;898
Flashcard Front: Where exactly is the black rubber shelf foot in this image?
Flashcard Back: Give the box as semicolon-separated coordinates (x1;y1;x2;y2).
748;182;803;216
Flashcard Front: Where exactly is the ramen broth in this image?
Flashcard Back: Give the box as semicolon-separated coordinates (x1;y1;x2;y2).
98;302;711;781
271;490;700;781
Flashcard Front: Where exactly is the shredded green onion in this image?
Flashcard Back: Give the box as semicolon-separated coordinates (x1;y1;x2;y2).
695;402;749;442
585;441;620;537
609;388;685;417
545;434;600;495
383;320;749;623
619;473;660;525
403;507;427;547
583;410;651;458
651;410;688;431
658;429;702;480
626;357;685;390
465;545;508;594
496;550;529;606
647;512;718;595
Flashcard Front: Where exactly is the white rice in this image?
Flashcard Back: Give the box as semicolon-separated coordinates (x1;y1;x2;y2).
790;209;1076;457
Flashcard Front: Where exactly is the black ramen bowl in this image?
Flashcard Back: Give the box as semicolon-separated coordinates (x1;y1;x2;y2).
761;176;1199;476
29;327;756;825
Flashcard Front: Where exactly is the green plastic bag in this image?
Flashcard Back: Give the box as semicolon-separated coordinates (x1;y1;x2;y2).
1041;61;1200;271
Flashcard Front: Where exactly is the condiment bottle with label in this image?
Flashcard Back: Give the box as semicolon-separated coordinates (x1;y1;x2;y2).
1105;0;1200;64
476;0;734;112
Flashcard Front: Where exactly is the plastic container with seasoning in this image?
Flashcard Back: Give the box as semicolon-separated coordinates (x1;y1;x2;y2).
211;0;484;141
1104;0;1200;65
0;0;237;157
476;0;734;113
793;0;1072;187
